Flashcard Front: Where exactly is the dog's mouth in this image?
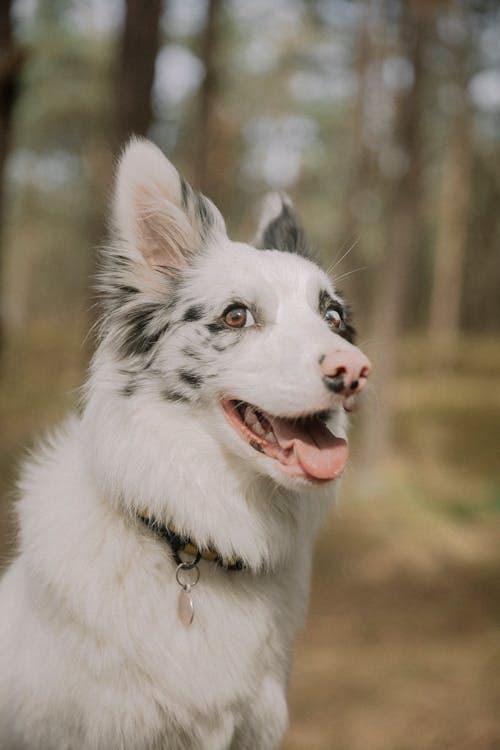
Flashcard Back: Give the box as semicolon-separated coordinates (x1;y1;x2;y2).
221;399;348;482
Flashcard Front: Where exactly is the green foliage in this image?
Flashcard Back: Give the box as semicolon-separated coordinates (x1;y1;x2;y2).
14;18;113;153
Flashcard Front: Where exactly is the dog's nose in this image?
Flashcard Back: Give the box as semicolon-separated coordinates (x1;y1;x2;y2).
320;348;371;395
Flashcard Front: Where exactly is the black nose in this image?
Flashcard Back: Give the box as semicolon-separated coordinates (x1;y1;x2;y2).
320;350;371;396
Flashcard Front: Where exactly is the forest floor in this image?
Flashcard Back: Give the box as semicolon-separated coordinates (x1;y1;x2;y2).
1;327;499;750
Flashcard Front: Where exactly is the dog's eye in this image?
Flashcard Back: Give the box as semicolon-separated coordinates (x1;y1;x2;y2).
324;306;343;331
223;305;256;329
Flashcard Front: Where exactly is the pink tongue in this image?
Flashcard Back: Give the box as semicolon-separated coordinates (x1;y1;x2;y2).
271;417;348;480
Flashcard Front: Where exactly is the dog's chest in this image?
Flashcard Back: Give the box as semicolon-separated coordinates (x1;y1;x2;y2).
92;567;299;747
127;568;296;703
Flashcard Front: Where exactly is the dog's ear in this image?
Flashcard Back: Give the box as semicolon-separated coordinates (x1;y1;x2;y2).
254;192;310;257
113;138;226;275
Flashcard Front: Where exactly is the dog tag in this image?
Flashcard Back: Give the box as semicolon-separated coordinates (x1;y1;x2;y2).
178;586;194;626
175;561;200;627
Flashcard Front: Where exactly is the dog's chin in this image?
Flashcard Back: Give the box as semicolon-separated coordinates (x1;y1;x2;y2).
220;398;348;490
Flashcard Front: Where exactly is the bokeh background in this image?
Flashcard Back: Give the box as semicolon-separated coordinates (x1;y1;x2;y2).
1;1;499;748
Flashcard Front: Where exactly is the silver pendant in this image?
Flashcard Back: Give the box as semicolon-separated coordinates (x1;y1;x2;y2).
175;562;200;627
178;586;194;626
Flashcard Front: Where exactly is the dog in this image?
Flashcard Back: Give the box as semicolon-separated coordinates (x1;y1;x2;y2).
0;138;371;750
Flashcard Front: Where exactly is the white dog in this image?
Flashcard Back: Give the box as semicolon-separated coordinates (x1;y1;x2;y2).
0;139;370;749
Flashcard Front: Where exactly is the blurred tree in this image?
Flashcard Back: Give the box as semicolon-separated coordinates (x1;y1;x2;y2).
114;0;163;152
195;0;221;193
2;1;114;338
429;12;473;368
429;105;473;368
464;151;500;332
1;0;500;357
0;0;24;353
360;0;433;469
84;0;163;340
334;8;373;252
184;0;239;217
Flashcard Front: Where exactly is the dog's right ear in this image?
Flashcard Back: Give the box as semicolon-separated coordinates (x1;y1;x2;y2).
113;138;226;275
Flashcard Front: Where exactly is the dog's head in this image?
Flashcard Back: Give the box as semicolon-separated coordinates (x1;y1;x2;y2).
94;139;370;497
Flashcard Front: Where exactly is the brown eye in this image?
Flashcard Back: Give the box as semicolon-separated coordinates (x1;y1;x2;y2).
325;307;343;330
223;305;256;329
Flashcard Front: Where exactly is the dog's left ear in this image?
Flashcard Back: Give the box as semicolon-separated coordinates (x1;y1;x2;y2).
113;138;226;275
253;192;310;257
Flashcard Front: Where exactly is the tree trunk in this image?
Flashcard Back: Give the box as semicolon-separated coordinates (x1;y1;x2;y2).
0;0;24;354
359;3;430;472
428;41;473;368
195;0;221;195
82;0;162;355
334;9;372;251
114;0;163;152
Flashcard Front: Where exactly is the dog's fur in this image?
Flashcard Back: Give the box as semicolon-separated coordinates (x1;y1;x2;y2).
0;139;369;750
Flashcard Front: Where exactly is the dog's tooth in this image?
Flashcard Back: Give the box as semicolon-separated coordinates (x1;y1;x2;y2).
265;431;277;444
244;406;257;426
253;421;265;436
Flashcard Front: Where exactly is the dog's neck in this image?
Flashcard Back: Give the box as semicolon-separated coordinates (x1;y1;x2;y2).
137;513;246;571
84;383;336;573
125;481;304;574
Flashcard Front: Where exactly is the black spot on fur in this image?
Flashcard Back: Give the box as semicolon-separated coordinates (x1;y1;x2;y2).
206;321;225;335
118;285;139;296
341;320;355;343
120;304;169;357
195;194;214;238
112;254;133;270
181;345;204;361
178;369;203;388
163;390;190;404
204;317;243;349
180;176;190;211
109;285;140;312
121;381;137;397
259;201;310;257
211;338;240;352
318;290;332;314
182;304;205;322
166;290;180;311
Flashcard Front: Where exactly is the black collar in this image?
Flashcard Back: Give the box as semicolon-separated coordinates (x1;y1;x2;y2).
138;515;245;571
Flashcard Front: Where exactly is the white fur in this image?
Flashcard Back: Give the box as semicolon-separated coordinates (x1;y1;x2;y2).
0;140;361;749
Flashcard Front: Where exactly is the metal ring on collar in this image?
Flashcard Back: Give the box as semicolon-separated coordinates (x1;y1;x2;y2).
176;562;201;588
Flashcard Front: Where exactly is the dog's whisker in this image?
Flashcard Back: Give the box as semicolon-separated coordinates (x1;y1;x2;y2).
326;237;359;275
331;265;368;284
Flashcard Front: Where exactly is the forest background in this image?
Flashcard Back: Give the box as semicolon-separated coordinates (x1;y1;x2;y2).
1;1;499;748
